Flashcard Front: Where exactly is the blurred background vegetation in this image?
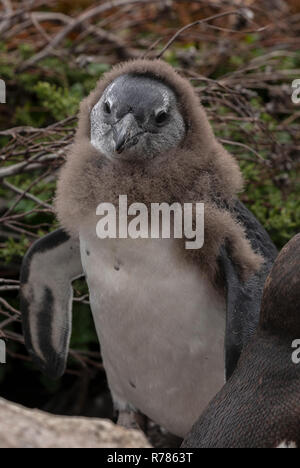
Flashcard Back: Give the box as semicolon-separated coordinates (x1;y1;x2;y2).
0;0;299;419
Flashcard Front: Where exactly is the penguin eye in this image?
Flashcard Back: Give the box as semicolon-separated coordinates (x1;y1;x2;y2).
104;101;111;114
155;110;168;125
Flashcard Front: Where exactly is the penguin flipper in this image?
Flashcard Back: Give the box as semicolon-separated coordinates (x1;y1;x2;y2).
219;200;278;380
218;244;243;381
20;229;83;379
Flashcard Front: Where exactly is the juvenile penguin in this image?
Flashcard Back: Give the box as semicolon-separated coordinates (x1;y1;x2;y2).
20;59;277;438
182;233;300;448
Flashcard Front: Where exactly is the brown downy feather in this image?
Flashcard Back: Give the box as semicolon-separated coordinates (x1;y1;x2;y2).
55;59;263;282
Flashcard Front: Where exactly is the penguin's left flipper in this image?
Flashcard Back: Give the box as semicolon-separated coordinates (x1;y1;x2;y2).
20;229;84;379
219;200;278;381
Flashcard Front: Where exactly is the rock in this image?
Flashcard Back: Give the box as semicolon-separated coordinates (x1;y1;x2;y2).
0;398;151;448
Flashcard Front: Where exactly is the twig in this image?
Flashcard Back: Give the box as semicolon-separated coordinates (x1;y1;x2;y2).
0;314;21;329
19;0;163;70
3;221;40;238
30;12;52;43
2;177;53;213
0;279;19;284
157;10;269;59
0;297;20;316
219;138;265;161
0;286;19;291
0;152;65;179
0;0;13;35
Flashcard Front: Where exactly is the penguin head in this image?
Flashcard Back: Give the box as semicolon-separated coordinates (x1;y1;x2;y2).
90;74;186;162
260;233;300;337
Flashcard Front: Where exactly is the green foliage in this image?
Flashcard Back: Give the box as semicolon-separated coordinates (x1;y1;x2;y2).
0;235;30;263
241;163;300;248
34;82;81;121
0;54;110;128
18;43;35;60
71;304;98;350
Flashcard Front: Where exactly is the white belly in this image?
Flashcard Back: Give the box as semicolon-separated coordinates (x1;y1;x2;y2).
79;223;226;438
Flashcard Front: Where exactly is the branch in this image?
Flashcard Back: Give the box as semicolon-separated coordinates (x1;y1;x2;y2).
157;10;269;59
0;152;65;179
19;0;163;70
2;179;53;212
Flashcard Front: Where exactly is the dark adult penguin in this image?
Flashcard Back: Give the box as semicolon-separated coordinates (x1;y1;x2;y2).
183;233;300;448
20;60;277;439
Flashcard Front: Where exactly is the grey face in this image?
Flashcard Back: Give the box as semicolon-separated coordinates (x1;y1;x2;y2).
90;74;186;162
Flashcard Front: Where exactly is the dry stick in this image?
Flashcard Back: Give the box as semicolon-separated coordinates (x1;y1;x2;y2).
221;61;285;80
0;208;52;223
84;23;139;59
69;350;103;371
0;0;13;35
8;176;52;210
4;8;98;41
2;11;73;42
19;0;163;70
2;330;24;344
2;19;31;39
283;112;300;126
141;37;163;59
73;294;90;304
1;143;66;162
3;221;40;238
71;349;101;358
0;285;19;291
69;350;88;369
19;2;271;70
0;297;20;315
0;314;21;330
0;152;64;179
8;219;50;230
157;10;269;59
0;152;48;177
2;170;53;217
0;279;19;284
0;309;16;320
31;11;73;24
0;126;45;136
187;74;245;95
30;12;52;43
219;138;265;161
0;117;75;139
5;350;32;362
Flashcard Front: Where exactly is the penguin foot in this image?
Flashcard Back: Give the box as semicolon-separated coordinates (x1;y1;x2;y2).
117;410;147;432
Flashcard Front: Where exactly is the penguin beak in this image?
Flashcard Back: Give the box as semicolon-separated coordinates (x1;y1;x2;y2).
112;113;143;154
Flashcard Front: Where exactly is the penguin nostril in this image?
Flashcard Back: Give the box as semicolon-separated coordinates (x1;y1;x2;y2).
115;135;126;154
